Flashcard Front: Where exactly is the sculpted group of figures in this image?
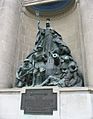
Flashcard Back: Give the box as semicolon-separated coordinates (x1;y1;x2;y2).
16;19;84;88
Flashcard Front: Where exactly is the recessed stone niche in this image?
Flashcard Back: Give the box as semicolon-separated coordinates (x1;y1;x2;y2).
17;0;86;86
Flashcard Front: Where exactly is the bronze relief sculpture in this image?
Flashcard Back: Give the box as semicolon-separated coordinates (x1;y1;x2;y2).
15;19;84;88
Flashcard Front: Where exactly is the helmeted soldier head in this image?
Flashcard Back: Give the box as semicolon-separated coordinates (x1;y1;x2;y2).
61;55;71;64
24;59;30;62
37;45;43;52
24;59;30;65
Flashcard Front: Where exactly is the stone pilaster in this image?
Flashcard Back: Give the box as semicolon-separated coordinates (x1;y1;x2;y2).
0;0;21;88
80;0;93;87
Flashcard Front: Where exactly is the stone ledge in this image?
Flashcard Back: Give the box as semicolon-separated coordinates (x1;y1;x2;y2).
0;87;93;93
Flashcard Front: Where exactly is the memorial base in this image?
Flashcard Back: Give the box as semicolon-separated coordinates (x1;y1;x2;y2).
0;87;93;119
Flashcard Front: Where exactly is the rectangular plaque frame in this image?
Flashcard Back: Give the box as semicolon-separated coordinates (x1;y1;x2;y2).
21;88;57;115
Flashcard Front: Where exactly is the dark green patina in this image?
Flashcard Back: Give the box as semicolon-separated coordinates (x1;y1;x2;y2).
15;19;84;88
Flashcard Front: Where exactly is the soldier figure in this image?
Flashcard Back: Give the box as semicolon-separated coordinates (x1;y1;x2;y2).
16;59;33;87
60;55;83;87
31;45;47;86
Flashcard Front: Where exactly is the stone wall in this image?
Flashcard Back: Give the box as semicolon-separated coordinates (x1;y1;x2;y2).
0;0;22;88
0;87;92;119
80;0;93;87
0;0;92;88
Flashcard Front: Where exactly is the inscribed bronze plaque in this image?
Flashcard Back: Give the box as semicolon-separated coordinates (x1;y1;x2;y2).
21;89;57;115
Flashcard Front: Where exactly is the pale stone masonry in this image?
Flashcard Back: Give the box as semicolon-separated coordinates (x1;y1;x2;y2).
80;0;93;87
0;0;93;88
0;0;21;88
0;87;92;119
